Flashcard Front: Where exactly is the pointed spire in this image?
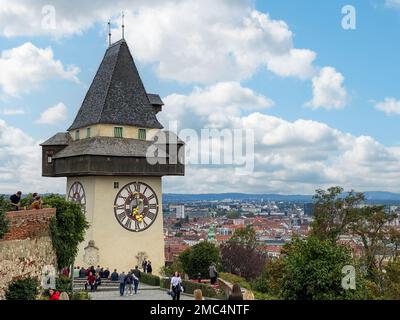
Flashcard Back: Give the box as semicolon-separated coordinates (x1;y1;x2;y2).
122;11;125;39
108;20;112;47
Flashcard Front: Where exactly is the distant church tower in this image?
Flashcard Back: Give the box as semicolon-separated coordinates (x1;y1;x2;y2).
41;38;185;273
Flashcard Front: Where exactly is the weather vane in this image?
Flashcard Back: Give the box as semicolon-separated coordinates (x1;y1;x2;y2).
122;11;125;39
108;20;112;46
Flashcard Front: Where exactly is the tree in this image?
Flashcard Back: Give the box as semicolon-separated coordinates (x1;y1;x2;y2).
0;210;9;239
135;251;148;267
251;258;285;298
179;241;220;279
0;195;12;239
226;211;240;219
220;241;266;280
230;225;257;247
44;194;89;269
348;205;400;281
280;237;354;300
5;277;39;300
311;186;364;242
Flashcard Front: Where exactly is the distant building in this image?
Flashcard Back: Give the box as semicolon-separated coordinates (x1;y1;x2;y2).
170;204;185;219
304;203;315;216
217;205;231;211
233;219;245;226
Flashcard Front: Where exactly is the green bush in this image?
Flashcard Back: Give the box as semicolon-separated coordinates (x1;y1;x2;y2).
253;291;279;300
161;277;225;299
219;272;251;290
140;273;161;286
44;194;89;269
5;277;40;300
71;290;91;300
179;241;220;279
56;275;72;294
0;210;9;239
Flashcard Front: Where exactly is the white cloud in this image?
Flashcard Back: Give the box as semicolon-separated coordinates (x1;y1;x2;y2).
375;97;400;115
163;86;400;194
307;67;349;110
386;0;400;9
36;102;67;124
0;0;330;86
0;119;65;194
161;82;273;129
0;42;80;97
1;108;25;115
266;49;317;80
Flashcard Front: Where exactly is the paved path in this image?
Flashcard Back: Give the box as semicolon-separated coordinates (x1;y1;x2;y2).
89;284;192;300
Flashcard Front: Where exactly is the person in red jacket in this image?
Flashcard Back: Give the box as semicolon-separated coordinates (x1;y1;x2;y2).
84;272;96;292
49;289;60;300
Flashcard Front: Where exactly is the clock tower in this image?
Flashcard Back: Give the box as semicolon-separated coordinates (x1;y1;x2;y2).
40;39;185;274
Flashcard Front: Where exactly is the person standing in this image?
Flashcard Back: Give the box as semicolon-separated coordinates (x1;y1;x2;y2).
146;261;152;274
30;196;42;210
132;266;141;294
28;193;38;206
119;272;126;296
9;191;22;211
111;269;119;281
79;267;87;278
209;263;218;285
170;272;183;301
103;268;110;279
73;266;80;279
142;259;148;273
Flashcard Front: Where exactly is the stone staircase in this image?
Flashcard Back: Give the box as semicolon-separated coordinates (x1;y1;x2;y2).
72;278;161;292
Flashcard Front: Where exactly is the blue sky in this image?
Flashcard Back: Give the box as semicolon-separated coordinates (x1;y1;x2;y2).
0;0;399;194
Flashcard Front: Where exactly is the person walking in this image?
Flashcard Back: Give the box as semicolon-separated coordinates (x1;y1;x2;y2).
125;271;134;296
132;266;141;294
228;283;244;300
170;271;183;301
119;272;126;296
209;262;218;285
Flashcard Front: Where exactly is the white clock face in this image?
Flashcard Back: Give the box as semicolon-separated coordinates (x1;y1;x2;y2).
114;181;159;232
68;182;86;214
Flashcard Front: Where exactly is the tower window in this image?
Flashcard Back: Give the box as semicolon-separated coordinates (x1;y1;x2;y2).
114;127;123;138
87;128;91;138
114;182;119;189
138;128;146;140
75;130;80;140
46;151;54;164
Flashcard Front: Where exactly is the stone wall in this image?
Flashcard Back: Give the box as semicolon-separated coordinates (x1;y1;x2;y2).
0;208;57;299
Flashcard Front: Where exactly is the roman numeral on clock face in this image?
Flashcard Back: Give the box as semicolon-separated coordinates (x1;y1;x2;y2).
117;212;126;221
125;219;132;229
114;181;159;232
146;211;156;221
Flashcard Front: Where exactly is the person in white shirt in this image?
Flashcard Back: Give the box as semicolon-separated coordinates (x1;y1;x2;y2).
170;272;183;301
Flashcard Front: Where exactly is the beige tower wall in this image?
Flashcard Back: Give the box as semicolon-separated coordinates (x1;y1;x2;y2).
68;176;164;275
